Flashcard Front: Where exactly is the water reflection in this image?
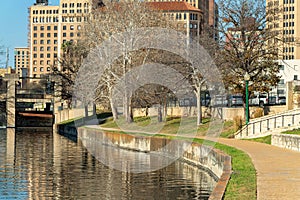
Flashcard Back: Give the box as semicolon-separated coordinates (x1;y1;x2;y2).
0;129;216;199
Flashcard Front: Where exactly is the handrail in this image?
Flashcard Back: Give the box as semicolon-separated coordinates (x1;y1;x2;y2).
234;109;300;138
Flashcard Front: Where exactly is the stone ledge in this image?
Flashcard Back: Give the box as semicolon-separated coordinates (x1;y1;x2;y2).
78;127;232;199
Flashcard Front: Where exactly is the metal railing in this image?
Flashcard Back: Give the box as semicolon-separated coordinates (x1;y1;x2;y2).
235;109;300;138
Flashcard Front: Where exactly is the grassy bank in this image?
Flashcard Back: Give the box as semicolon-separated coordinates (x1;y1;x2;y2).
282;128;300;135
101;116;237;138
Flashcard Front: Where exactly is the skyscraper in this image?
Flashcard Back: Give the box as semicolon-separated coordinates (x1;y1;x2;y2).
266;0;298;60
28;0;92;78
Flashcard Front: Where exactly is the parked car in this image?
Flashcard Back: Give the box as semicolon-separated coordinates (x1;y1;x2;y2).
227;94;243;107
268;96;278;105
249;93;268;107
278;96;286;105
211;95;228;107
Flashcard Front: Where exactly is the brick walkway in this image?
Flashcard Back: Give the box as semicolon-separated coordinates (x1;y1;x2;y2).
87;125;300;200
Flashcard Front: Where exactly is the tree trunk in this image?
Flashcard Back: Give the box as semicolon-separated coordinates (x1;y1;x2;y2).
84;105;89;118
110;100;118;121
196;89;202;126
158;105;162;122
127;101;133;123
163;98;168;121
93;103;96;115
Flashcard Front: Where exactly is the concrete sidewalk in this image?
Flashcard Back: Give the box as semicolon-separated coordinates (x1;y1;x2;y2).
87;125;300;200
217;138;300;200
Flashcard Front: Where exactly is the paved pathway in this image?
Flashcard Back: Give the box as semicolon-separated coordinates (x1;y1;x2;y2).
87;125;300;200
217;138;300;200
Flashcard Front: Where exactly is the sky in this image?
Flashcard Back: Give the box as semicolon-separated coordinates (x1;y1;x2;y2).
0;0;60;68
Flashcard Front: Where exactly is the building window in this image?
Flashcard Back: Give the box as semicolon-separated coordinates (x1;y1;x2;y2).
70;25;74;30
33;26;37;31
294;75;298;80
54;33;57;37
33;60;37;65
34;40;37;44
33;47;37;51
40;53;44;58
47;53;51;58
40;33;44;37
279;64;284;70
47;67;51;72
47;60;51;65
40;47;44;51
47;40;51;44
70;32;74;37
33;54;37;58
279;79;285;84
33;67;37;72
40;40;44;44
40;67;44;72
47;33;51;37
63;33;67;37
63;25;67;30
54;26;58;30
34;33;37;38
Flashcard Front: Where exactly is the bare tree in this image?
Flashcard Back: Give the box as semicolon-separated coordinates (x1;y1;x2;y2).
52;41;89;109
81;2;175;122
217;0;281;96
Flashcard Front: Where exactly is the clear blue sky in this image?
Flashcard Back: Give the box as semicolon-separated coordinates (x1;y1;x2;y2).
0;0;59;68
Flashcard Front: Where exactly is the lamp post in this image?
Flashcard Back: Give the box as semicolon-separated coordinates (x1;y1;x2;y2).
244;72;250;125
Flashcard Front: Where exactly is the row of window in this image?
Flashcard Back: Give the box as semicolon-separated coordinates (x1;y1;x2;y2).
33;60;53;65
32;9;59;15
283;55;294;60
34;33;58;38
33;39;58;45
283;22;294;27
62;3;89;8
33;46;58;52
283;14;294;19
33;67;51;72
283;47;294;53
283;29;294;35
33;25;81;31
283;0;294;4
62;9;89;14
62;16;88;23
284;6;294;12
33;17;59;23
33;53;57;58
283;37;294;42
34;25;57;31
34;32;80;38
16;51;28;55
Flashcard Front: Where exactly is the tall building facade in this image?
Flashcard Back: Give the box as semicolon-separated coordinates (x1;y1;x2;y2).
28;0;92;78
26;0;216;78
266;0;300;60
14;47;30;77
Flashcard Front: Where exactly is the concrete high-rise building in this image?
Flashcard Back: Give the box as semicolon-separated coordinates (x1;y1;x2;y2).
27;0;217;78
266;0;299;60
14;47;30;77
28;0;93;78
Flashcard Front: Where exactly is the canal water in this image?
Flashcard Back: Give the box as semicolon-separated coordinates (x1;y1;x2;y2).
0;129;216;199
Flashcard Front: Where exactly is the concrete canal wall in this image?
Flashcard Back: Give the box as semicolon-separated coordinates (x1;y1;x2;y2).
272;134;300;152
77;127;231;200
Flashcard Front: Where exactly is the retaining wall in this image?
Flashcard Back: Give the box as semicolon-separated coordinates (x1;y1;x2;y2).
77;127;231;200
272;134;300;152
